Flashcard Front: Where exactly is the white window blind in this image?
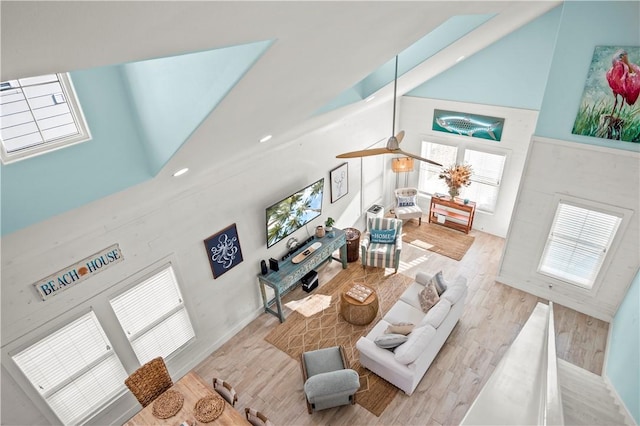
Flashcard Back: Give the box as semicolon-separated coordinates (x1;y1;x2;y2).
539;202;621;288
460;149;506;213
12;311;127;425
418;142;457;195
0;73;91;164
110;266;195;364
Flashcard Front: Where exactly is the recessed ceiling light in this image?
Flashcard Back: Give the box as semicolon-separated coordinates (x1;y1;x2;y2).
456;55;465;63
173;168;189;177
365;95;375;103
259;134;273;143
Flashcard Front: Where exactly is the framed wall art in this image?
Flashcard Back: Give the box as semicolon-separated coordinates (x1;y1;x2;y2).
572;45;640;142
432;109;504;141
204;223;244;279
330;162;348;203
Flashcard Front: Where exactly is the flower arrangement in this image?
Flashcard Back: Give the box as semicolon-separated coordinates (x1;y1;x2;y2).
439;163;473;199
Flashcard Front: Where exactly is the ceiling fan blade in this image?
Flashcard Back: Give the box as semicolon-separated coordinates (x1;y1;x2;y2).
395;130;405;144
397;149;443;167
336;148;392;158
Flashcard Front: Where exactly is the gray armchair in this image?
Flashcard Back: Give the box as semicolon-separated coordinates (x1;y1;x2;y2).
300;346;360;414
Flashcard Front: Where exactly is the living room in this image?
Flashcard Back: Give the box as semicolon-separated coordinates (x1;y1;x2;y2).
1;2;638;425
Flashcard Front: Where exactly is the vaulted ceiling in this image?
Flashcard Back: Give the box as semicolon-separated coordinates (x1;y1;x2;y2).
0;1;561;235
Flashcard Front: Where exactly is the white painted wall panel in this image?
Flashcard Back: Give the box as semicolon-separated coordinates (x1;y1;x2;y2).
398;96;539;237
497;137;640;322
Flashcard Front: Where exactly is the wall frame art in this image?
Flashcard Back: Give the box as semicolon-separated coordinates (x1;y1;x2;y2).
432;109;504;141
572;45;640;143
204;223;244;279
330;162;348;203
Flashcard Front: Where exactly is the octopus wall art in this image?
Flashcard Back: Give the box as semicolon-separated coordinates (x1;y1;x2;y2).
204;223;244;279
572;45;640;143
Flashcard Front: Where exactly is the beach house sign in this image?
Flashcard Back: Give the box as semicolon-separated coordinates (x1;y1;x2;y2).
33;244;124;301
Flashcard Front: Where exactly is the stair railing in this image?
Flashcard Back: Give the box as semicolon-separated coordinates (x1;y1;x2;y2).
543;302;564;425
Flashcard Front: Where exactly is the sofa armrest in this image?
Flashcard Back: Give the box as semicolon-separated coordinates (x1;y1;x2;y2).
415;272;432;286
304;369;359;400
356;337;411;370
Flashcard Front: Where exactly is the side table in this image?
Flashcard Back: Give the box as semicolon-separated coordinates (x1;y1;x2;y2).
340;285;378;325
344;227;361;262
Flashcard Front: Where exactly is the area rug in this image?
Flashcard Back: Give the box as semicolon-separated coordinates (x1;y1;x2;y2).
402;220;475;261
264;264;414;416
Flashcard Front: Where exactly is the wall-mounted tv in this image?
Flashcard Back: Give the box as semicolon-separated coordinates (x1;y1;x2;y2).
266;178;324;248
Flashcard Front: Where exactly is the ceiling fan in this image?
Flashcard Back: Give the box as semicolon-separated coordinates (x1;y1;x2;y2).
336;56;442;167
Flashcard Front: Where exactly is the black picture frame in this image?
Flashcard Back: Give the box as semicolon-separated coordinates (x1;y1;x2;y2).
204;223;244;279
330;162;348;203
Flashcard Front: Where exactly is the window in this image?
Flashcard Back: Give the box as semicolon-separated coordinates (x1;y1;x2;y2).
419;141;506;213
110;265;195;364
12;311;128;425
0;73;91;164
538;201;622;289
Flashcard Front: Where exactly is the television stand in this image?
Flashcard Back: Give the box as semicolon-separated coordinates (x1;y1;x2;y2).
257;229;347;322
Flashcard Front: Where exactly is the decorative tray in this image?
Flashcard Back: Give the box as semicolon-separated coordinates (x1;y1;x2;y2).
346;283;373;302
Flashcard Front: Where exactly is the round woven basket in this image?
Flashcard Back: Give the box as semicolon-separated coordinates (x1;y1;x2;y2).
152;390;184;419
194;394;225;423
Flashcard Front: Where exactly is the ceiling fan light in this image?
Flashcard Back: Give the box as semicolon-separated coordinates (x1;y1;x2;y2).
391;157;414;173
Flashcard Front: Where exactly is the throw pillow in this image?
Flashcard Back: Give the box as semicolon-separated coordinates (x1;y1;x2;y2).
370;228;396;244
385;322;414;336
374;333;408;349
398;196;415;207
418;281;440;313
433;271;448;296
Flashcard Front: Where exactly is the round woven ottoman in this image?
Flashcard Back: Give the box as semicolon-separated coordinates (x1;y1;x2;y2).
340;286;378;325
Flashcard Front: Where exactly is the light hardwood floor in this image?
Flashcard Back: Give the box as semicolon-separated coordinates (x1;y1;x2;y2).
193;225;609;425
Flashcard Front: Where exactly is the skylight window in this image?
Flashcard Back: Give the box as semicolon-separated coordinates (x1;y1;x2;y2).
0;73;91;164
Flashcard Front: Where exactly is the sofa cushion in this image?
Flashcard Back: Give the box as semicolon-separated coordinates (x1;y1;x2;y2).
374;333;408;349
418;281;440;313
370;228;396;244
383;300;426;326
419;298;452;329
385;322;414;335
399;282;430;311
393;324;437;364
433;271;448;296
441;283;467;305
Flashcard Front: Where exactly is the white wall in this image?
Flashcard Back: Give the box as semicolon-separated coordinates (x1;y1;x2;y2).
397;96;539;237
0;103;391;425
497;137;640;322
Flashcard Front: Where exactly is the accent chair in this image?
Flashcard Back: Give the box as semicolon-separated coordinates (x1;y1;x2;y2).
361;217;403;273
300;346;360;414
394;187;422;225
124;357;173;408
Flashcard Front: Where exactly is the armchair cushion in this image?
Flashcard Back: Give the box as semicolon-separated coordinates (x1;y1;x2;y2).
398;196;416;207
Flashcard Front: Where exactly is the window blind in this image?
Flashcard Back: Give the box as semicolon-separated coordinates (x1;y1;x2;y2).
462;149;505;213
12;311;127;425
110;266;195;364
539;202;621;288
418;142;457;195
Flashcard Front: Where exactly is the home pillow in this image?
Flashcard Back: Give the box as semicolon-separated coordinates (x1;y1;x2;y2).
441;283;467;305
394;324;437;364
398;196;416;207
433;271;448;296
370;228;397;244
374;333;408;349
418;281;440;313
419;298;452;329
385;322;415;336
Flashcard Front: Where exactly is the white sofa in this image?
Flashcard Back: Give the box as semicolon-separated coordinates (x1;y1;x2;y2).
355;272;468;395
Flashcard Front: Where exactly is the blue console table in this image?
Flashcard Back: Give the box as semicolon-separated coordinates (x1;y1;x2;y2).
257;228;347;322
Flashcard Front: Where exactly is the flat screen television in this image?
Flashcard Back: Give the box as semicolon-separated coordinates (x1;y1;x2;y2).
266;178;324;248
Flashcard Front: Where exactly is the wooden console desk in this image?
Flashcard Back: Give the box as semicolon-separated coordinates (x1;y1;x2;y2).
257;228;347;322
428;196;476;234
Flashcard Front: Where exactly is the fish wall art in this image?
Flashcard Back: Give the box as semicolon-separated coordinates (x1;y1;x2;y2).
432;109;504;141
572;45;639;143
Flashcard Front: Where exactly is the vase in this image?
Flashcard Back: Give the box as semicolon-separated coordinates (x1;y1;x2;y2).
448;187;459;199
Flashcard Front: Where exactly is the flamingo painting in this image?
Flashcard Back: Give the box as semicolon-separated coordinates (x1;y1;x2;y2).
572;45;640;143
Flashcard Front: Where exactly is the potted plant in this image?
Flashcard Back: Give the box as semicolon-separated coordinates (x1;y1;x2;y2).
325;217;335;231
